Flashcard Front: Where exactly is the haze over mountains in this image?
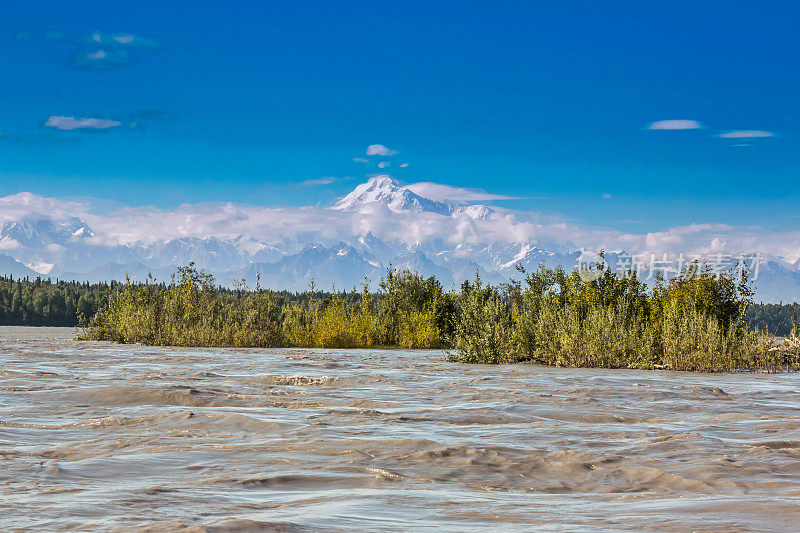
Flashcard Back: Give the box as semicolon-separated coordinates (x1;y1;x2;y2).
1;176;799;302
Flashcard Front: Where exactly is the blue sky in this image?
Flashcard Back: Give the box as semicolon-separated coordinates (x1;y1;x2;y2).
1;1;798;233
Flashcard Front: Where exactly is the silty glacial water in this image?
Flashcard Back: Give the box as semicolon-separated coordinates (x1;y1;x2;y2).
2;326;800;531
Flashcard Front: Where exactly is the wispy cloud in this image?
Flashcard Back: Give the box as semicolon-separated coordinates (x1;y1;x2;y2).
301;177;337;186
366;144;397;156
647;119;703;130
377;161;390;168
0;238;22;251
17;29;160;70
352;157;368;163
406;182;520;203
399;163;409;168
82;32;160;49
45;116;122;131
602;193;613;199
718;130;774;138
69;49;132;70
40;110;172;132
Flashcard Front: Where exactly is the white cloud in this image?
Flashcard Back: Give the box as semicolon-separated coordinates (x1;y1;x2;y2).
352;157;369;163
718;130;774;138
399;163;409;168
0;238;21;250
406;182;520;203
45;116;122;131
377;161;390;168
602;193;613;199
0;192;91;222
68;49;131;70
647;119;703;130
366;144;397;156
83;32;159;49
301;177;336;186
1;188;798;269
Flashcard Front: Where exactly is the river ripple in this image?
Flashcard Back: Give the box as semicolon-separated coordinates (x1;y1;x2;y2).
1;326;800;531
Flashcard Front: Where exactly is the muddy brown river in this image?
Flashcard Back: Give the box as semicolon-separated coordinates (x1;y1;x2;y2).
1;326;800;531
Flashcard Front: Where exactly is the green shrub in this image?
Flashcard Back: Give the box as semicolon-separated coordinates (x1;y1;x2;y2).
84;261;793;372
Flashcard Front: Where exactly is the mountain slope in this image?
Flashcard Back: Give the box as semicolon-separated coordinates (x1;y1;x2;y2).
1;217;95;249
221;244;382;291
0;254;41;279
332;175;453;215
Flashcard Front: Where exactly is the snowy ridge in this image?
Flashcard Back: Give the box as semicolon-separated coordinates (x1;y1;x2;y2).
332;175;453;215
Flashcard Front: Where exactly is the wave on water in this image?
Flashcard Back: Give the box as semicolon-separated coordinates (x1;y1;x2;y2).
2;327;800;530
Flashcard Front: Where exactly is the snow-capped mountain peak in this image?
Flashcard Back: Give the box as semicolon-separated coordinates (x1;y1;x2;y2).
453;204;494;220
0;217;96;248
332;175;453;215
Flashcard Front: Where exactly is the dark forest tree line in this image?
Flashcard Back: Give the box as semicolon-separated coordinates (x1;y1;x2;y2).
0;275;109;326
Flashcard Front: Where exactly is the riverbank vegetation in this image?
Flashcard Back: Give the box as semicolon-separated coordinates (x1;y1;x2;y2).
75;261;800;372
83;266;456;350
2;273;795;333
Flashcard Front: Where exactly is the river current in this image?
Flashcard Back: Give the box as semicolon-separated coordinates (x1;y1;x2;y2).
1;326;799;531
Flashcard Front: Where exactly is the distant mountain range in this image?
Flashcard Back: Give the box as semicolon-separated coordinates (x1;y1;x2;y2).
1;176;799;302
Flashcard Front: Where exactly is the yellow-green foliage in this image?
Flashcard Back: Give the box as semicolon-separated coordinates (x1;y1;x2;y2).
375;269;454;347
282;288;377;348
87;266;438;350
447;260;787;372
86;260;793;372
87;266;284;347
282;300;318;347
449;275;516;363
352;291;378;347
313;294;376;348
399;307;440;348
